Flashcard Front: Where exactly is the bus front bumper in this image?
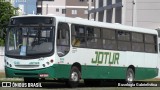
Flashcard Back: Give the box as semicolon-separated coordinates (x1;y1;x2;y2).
5;66;56;78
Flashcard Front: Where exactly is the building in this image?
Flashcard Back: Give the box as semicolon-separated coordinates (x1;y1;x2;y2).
37;0;66;16
36;0;94;19
89;0;160;29
65;0;94;19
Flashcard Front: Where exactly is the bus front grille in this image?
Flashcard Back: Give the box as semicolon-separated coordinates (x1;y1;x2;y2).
14;73;38;77
15;65;39;68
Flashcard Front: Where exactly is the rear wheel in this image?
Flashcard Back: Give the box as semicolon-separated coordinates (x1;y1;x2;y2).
67;66;81;88
126;68;134;84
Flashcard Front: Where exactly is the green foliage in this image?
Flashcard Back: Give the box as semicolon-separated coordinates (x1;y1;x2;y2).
0;2;17;46
0;38;4;46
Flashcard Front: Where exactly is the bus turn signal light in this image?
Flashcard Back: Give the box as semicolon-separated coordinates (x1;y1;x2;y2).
50;59;54;63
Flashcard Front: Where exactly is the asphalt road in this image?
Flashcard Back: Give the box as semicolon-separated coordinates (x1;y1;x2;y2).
0;81;160;90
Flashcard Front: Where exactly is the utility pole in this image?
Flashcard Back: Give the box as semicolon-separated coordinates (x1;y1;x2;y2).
112;0;115;23
103;0;107;22
95;0;99;21
88;0;92;20
132;0;136;26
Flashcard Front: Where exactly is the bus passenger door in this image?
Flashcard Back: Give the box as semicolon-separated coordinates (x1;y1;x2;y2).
56;22;70;57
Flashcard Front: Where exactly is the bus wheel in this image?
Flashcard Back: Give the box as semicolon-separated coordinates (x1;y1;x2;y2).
67;66;80;88
126;68;134;84
24;77;38;83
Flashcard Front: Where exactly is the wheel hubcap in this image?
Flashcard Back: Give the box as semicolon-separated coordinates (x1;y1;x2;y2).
71;72;78;82
127;72;133;82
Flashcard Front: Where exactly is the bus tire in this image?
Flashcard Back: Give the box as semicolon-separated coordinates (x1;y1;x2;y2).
24;77;38;83
126;68;134;84
67;66;80;88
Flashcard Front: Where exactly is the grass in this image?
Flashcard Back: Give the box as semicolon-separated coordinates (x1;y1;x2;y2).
137;78;160;81
0;72;23;82
0;71;160;82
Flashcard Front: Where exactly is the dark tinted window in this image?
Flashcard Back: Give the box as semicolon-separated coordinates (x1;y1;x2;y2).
10;17;54;25
132;33;143;42
145;34;155;44
102;28;115;39
71;24;86;47
117;31;130;41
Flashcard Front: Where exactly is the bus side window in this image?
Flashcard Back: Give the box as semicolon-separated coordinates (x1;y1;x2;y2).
71;24;86;47
57;22;70;57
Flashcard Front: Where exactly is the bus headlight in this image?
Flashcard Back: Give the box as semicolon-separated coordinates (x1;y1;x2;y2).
42;64;45;67
46;62;49;65
9;64;12;67
6;62;9;65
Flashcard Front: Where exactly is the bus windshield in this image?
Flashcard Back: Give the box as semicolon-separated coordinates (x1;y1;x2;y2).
6;26;54;57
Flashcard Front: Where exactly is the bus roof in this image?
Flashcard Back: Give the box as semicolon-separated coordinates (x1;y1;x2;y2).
11;15;158;35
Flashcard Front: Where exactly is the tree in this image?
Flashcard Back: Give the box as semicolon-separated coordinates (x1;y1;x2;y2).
0;2;17;46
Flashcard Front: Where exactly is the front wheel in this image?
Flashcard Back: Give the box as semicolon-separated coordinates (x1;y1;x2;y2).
67;66;81;88
126;68;134;84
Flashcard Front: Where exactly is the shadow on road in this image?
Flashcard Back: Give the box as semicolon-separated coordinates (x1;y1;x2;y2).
0;80;160;89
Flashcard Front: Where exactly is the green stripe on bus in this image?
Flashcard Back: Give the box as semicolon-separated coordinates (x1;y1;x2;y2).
5;64;158;80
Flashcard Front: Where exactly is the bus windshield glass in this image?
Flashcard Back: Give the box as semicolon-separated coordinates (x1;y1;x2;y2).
10;17;54;25
6;26;54;57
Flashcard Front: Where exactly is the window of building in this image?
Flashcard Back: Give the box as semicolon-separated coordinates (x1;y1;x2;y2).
37;8;42;14
72;10;77;15
87;0;94;2
62;9;66;14
56;8;59;12
158;30;160;37
107;9;113;23
116;0;122;3
84;9;88;14
80;0;84;2
115;7;122;23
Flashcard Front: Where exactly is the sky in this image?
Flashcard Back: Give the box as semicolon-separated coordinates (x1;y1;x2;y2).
14;0;37;15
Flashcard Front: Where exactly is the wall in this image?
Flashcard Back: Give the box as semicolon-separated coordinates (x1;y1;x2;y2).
0;47;4;72
42;0;66;16
125;0;160;29
65;0;94;19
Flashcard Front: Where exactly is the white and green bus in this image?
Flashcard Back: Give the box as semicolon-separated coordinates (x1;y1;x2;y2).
5;15;159;87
